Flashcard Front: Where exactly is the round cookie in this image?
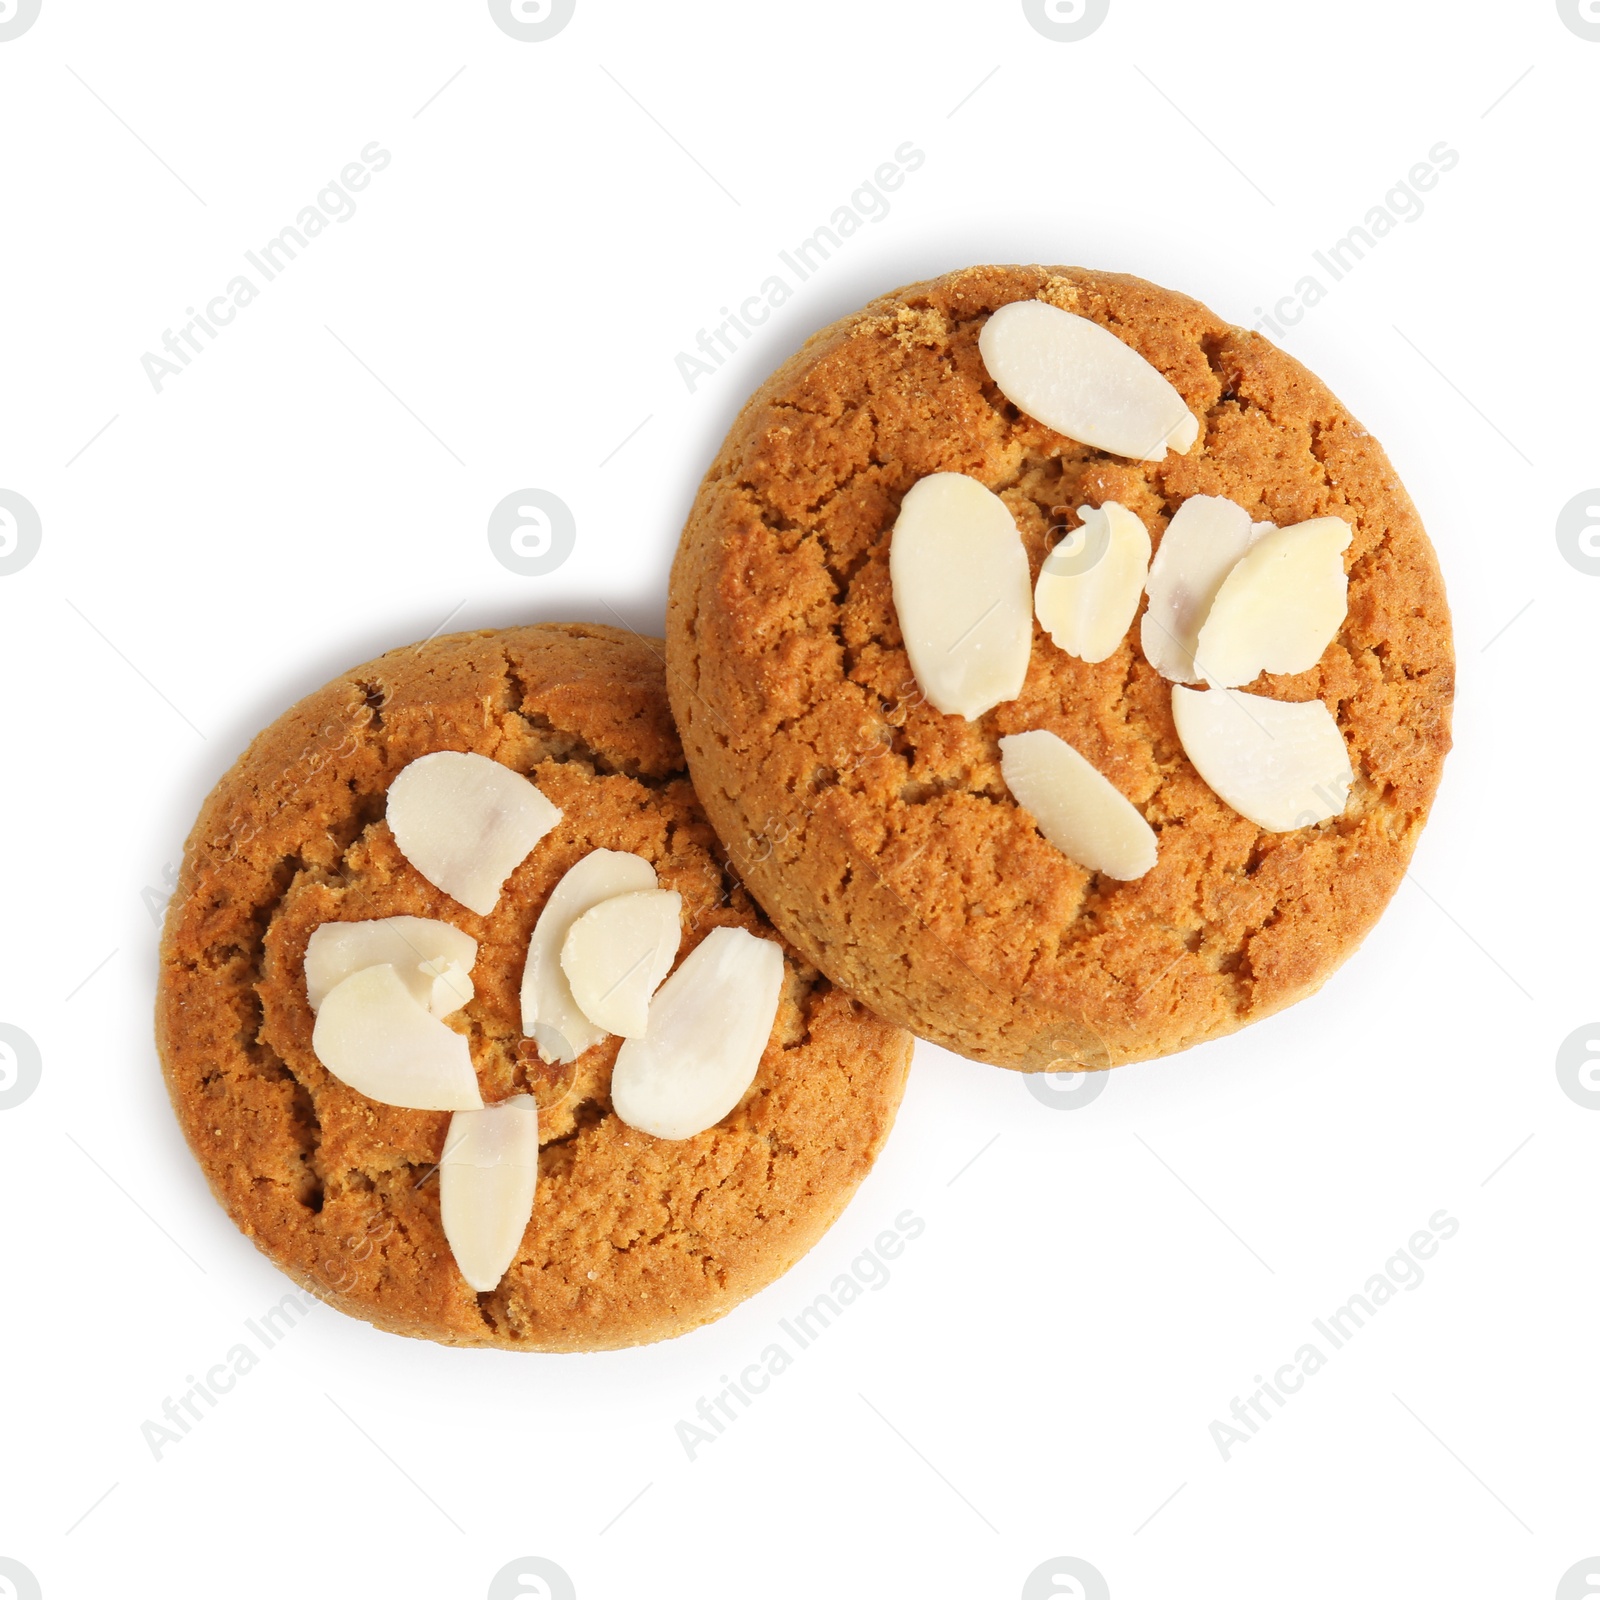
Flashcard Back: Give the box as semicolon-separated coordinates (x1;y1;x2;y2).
157;623;911;1351
666;265;1453;1072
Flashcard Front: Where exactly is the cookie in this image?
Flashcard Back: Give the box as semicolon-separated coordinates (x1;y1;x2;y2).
666;265;1453;1071
156;623;911;1351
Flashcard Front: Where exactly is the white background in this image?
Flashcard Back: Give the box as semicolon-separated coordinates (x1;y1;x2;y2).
1;2;1596;1597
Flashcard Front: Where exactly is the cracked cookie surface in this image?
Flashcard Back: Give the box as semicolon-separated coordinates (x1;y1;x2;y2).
666;265;1454;1070
156;623;911;1351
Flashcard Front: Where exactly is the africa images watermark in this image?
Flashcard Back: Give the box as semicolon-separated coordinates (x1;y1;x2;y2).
1559;0;1600;42
140;1288;318;1460
487;488;577;577
1022;0;1109;42
487;1556;576;1600
0;0;41;42
1556;488;1600;577
1250;142;1459;340
0;488;42;576
487;0;575;43
139;142;392;394
1208;1208;1459;1461
673;1209;926;1460
140;1198;393;1461
673;141;927;394
0;1023;42;1111
1556;1022;1600;1109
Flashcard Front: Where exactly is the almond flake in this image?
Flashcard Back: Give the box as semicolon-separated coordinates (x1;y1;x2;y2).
978;299;1200;461
387;751;561;917
1171;686;1352;831
1034;501;1151;663
1194;516;1353;688
610;926;784;1141
999;729;1157;881
520;849;658;1063
561;889;682;1038
439;1094;538;1292
1140;495;1258;684
305;916;477;1018
889;472;1033;720
311;963;482;1111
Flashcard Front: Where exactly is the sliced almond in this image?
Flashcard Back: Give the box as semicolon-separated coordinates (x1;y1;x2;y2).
889;472;1033;720
439;1094;538;1292
387;751;561;917
1194;516;1353;688
561;889;682;1038
415;958;475;1017
1140;495;1257;684
999;729;1157;881
1171;686;1352;831
311;963;482;1110
520;849;658;1063
610;926;784;1141
1034;501;1151;663
304;916;477;1018
978;299;1200;462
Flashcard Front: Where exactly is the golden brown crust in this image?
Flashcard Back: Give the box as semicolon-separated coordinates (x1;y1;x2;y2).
156;623;911;1351
666;265;1454;1070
